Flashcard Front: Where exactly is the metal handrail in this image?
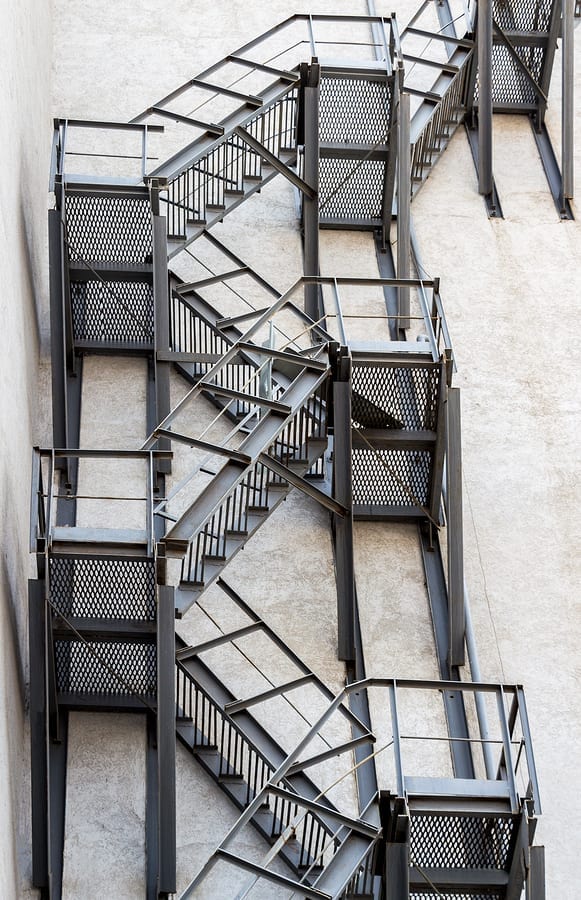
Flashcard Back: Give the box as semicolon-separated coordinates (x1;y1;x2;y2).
50;118;164;189
30;448;172;552
175;657;337;866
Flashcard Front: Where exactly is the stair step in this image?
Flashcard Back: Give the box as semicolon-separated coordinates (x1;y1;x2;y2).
206;203;226;211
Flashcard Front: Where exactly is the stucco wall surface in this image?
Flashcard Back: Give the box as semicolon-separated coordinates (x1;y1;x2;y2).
0;0;52;894
35;1;581;898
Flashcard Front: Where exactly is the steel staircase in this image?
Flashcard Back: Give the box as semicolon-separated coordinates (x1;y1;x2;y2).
34;4;552;898
173;578;377;885
148;313;334;615
401;0;476;196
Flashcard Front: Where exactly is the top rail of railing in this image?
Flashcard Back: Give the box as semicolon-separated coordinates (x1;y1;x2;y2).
49;118;165;192
272;677;541;817
30;448;172;557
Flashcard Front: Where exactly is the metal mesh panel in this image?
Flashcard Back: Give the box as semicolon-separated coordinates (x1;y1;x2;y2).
65;193;152;262
492;44;544;105
474;44;544;107
49;556;156;621
70;280;154;344
352;447;432;506
320;76;393;143
492;0;552;32
55;639;156;695
352;364;440;430
410;813;515;870
319;157;385;219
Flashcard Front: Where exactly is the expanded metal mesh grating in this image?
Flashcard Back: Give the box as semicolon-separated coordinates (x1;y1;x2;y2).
319;76;393;143
70;280;154;344
353;447;432;506
55;639;156;696
65;193;152;262
410;813;515;870
490;44;544;106
49;556;156;621
319;157;385;220
492;0;552;32
352;364;440;431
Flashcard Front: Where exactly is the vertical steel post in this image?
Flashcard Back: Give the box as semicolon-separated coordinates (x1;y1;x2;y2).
397;76;411;330
29;580;49;891
562;0;575;200
302;60;321;323
333;347;355;662
49;209;68;452
478;0;493;196
157;585;176;895
526;846;546;900
146;713;159;900
152;210;171;476
447;387;465;668
386;842;410;900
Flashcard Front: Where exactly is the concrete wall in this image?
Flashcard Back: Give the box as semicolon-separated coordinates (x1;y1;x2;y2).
22;2;580;898
0;0;53;894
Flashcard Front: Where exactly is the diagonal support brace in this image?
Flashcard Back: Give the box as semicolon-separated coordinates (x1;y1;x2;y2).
234;126;316;199
258;452;348;516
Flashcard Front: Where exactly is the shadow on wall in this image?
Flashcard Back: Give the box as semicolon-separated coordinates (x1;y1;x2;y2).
18;131;49;355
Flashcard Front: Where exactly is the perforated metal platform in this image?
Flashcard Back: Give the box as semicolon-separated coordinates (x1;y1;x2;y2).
49;555;157;621
319;68;396;228
65;189;152;263
351;352;444;520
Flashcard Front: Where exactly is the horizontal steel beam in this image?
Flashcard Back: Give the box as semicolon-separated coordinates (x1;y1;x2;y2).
286;735;376;776
409;867;509;888
224;674;314;714
155;429;252;465
214;848;331;899
149;105;224;135
175;267;250;293
266;786;379;838
176;622;264;660
189;78;263;107
197;384;292;414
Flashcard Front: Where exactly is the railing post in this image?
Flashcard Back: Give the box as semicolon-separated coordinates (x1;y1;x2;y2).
397;69;411;331
562;0;574;201
446;387;465;668
157;584;176;894
526;845;546;900
301;59;321;323
49;208;68;455
152;205;172;486
29;580;49;891
332;345;355;662
478;0;494;196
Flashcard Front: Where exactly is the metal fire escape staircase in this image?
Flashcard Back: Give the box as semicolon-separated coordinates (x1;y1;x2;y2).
174;577;379;888
30;4;558;897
